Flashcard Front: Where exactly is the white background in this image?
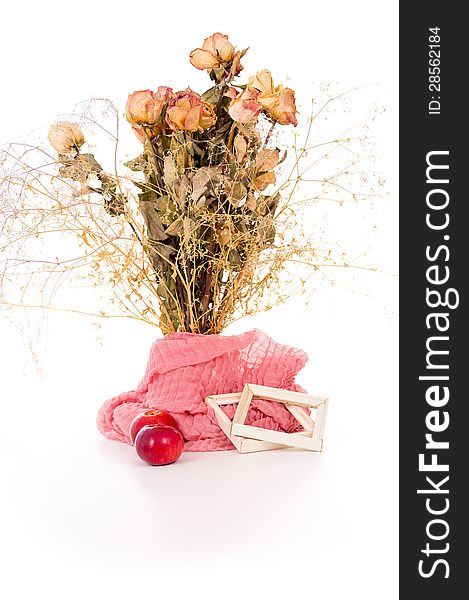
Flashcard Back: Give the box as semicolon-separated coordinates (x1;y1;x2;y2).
0;2;398;599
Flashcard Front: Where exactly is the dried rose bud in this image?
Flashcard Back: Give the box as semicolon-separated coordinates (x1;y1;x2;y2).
166;90;216;133
125;87;173;126
248;70;275;95
259;87;298;126
199;102;217;130
48;122;85;154
190;33;235;70
247;70;298;126
228;89;262;124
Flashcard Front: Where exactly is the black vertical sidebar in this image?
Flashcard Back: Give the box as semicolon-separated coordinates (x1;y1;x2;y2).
400;2;466;597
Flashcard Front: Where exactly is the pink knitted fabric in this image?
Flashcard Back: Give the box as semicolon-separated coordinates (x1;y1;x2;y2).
97;329;308;451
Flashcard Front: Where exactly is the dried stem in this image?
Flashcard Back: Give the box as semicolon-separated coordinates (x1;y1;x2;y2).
200;231;215;333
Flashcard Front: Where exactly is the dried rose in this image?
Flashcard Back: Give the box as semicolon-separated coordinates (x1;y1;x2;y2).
248;70;275;95
260;87;297;126
125;87;173;126
166;90;216;133
228;89;262;124
248;70;298;126
48;122;85;154
199;102;217;130
190;33;235;70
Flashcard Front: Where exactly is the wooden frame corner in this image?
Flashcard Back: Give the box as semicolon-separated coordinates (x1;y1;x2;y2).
205;384;329;454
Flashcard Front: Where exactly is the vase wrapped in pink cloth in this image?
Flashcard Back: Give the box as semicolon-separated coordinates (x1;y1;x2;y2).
97;329;308;451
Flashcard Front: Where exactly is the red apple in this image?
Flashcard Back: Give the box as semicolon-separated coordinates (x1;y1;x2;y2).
134;425;184;466
130;409;179;444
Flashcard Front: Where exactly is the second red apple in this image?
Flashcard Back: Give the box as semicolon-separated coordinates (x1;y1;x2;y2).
135;425;184;466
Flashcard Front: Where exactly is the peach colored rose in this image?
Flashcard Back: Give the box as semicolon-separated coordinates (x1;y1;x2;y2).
125;87;173;126
247;70;298;126
258;87;297;126
248;70;275;95
48;122;85;154
190;33;235;70
199;102;217;131
228;89;262;124
165;90;217;133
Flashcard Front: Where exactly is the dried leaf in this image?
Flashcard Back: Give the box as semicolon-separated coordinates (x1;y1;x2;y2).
194;195;210;212
138;190;157;203
138;192;167;241
175;175;191;206
252;171;276;191
190;166;224;203
228;181;247;206
152;243;176;260
257;193;280;216
124;155;146;172
79;153;103;172
228;248;242;267
157;195;179;225
258;217;276;245
104;193;126;217
236;122;262;148
228;47;249;81
245;193;257;211
217;227;231;246
59;163;83;182
266;192;281;214
165;217;184;236
163;155;178;188
187;141;204;157
59;153;102;183
211;67;226;82
190;169;211;201
210;121;232;145
149;243;176;271
255;149;280;173
157;282;170;300
183;217;198;238
170;136;191;171
201;86;220;104
233;135;247;163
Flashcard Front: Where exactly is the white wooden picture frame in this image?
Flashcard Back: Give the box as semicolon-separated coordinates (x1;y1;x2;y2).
205;383;329;454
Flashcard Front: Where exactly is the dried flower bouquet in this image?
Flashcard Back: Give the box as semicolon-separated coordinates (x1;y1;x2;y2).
1;33;377;341
46;33;306;334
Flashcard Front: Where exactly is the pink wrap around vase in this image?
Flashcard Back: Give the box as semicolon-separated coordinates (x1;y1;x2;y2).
97;329;308;451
